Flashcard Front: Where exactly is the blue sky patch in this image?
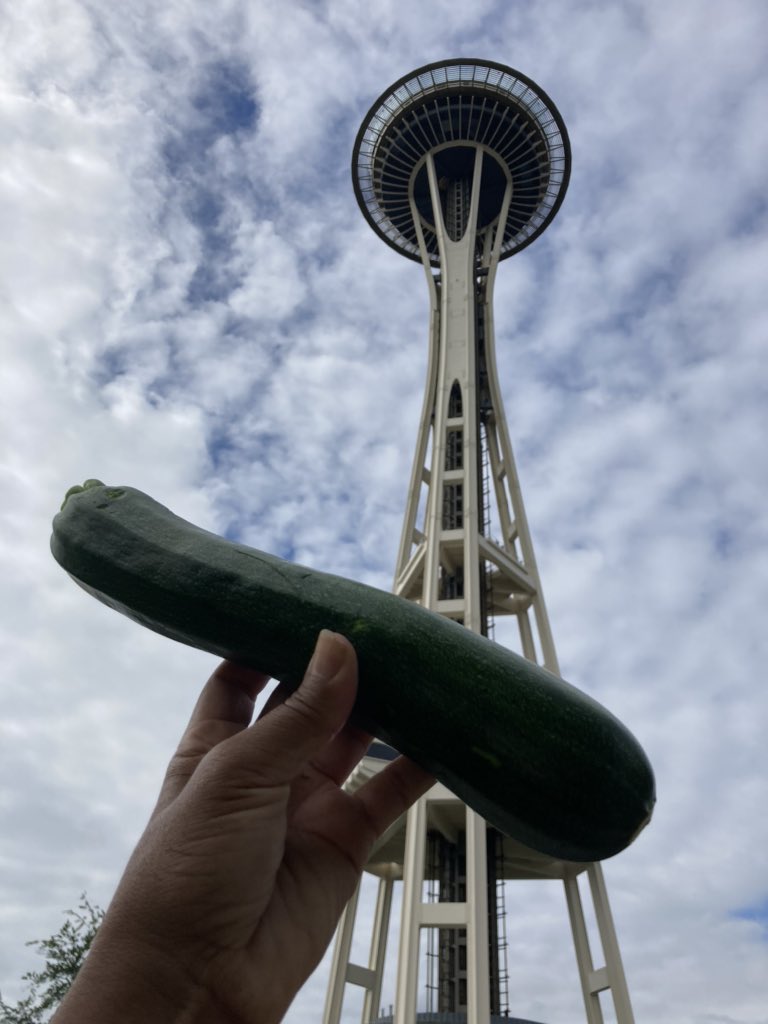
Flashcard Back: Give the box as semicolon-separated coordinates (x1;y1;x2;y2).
733;897;768;937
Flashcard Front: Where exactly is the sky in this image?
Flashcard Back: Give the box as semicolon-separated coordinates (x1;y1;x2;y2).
1;0;767;1021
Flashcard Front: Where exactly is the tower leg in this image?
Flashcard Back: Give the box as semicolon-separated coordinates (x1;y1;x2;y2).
323;882;361;1024
465;808;491;1024
588;863;635;1022
564;863;635;1024
393;796;427;1024
362;874;395;1024
322;871;397;1024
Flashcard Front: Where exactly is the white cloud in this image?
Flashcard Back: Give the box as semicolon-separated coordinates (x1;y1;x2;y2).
227;220;308;320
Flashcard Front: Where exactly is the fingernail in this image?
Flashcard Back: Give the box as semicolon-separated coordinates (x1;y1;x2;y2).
306;630;349;681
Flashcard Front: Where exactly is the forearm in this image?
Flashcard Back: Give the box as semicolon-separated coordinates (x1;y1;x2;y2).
51;927;203;1024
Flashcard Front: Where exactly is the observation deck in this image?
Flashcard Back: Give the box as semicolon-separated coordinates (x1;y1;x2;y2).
352;59;570;266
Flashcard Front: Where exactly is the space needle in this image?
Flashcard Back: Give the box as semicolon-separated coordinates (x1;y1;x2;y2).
323;59;637;1024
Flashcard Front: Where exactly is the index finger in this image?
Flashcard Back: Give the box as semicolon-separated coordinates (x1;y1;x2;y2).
152;660;272;816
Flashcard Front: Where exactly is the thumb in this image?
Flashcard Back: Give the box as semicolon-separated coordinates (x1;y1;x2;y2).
221;631;358;787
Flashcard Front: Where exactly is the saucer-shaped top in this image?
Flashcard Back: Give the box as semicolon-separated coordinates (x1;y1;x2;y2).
352;59;571;265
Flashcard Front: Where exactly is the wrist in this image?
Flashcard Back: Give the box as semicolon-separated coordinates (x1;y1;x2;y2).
52;921;203;1024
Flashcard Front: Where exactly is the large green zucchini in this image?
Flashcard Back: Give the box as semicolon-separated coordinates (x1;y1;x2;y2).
51;480;654;862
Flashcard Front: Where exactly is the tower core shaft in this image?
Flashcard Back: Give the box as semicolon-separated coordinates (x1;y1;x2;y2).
393;141;558;664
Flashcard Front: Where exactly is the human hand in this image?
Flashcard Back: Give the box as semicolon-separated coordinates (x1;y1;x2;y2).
53;631;434;1024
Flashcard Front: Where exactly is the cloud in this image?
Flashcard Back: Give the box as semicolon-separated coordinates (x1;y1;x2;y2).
2;0;768;1020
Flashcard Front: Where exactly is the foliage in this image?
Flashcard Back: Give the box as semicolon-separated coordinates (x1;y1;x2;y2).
0;896;104;1024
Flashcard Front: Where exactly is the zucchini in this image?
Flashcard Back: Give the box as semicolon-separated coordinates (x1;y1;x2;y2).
51;480;654;862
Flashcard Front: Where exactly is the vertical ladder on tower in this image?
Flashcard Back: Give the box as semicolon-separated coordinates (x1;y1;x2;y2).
489;830;510;1018
479;415;496;641
424;833;440;1015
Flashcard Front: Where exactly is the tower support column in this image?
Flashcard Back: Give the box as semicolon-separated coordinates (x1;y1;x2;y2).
564;863;636;1024
465;809;491;1024
361;873;395;1024
393;793;427;1024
